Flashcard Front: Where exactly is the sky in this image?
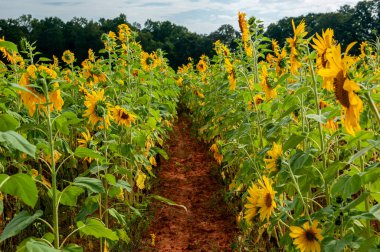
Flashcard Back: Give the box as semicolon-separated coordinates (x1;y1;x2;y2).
1;0;362;34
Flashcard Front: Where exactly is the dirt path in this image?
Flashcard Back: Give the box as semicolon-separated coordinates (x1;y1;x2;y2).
140;114;237;251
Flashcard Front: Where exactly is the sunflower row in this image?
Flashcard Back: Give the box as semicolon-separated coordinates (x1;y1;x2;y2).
180;12;379;251
0;24;179;251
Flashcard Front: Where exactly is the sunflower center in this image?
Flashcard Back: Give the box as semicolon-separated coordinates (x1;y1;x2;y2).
265;193;272;208
305;229;317;241
146;57;154;65
275;157;282;170
120;111;130;120
333;70;350;108
95;100;107;117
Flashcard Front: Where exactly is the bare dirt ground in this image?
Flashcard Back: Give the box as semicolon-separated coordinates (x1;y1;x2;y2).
140;114;237;251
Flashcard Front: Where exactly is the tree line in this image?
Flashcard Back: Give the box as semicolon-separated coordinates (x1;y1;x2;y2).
0;0;378;69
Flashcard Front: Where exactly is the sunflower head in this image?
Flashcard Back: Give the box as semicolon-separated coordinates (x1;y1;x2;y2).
141;51;158;71
264;142;282;173
83;90;113;129
196;57;207;72
62;50;75;65
118;24;131;42
290;220;323;252
112;105;136;127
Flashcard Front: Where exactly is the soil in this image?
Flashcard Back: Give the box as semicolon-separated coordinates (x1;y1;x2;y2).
140;114;238;251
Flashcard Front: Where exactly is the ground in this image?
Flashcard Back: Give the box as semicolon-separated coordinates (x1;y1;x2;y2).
140;114;237;251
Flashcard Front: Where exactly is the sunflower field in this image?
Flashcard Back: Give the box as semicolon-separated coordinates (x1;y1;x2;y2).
180;13;380;251
0;10;379;252
0;25;180;251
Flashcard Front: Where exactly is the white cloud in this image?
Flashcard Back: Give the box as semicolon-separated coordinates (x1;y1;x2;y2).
0;0;362;33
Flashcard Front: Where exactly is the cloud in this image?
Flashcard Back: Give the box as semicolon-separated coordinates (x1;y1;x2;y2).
0;0;362;34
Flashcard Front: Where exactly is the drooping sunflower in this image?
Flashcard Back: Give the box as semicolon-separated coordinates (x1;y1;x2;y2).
318;43;363;135
224;58;237;90
264;142;282;173
260;65;277;100
267;39;288;76
238;12;253;57
214;40;230;57
286;19;308;75
19;64;64;116
82;59;106;84
311;29;335;91
0;37;24;65
62;50;75;65
290;220;323;252
112;105;136;127
244;183;261;222
83;89;112;129
257;176;277;221
141;51;158;72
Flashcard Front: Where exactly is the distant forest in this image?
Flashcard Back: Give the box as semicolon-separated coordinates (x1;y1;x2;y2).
0;0;379;69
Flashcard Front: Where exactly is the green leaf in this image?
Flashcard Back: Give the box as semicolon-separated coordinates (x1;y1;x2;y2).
0;173;38;207
73;177;105;194
62;244;83;252
0;210;43;242
9;83;38;97
0;41;18;52
116;229;130;243
153;147;169;160
25;239;59;252
369;204;380;222
60;186;85;206
0;114;19;131
306;113;327;124
150;194;187;211
74;147;104;160
332;174;361;199
115;180;132;193
348;140;380;164
0;131;36;158
77;218;118;241
108;208;126;226
283;133;306;151
104;174;116;185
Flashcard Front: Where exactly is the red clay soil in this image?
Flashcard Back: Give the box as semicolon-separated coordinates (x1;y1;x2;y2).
140;114;237;251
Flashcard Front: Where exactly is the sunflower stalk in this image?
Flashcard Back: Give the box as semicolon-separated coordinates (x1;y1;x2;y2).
364;91;380;126
42;79;60;249
306;45;330;205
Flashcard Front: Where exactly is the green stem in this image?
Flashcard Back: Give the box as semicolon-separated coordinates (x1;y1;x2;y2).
364;91;380;126
44;81;60;248
306;46;330;205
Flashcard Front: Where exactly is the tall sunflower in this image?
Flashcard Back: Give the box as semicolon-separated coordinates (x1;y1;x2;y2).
238;12;253;57
118;24;131;43
257;176;277;221
112;105;136;127
19;64;64;116
286;19;308;75
83;89;112;129
318;43;363;135
264;142;282;173
141;51;158;72
260;65;277;100
311;29;335;91
196;56;207;73
290;220;323;252
62;50;75;65
224;58;237;90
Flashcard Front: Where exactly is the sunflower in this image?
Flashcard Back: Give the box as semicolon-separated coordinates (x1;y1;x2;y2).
0;37;24;65
319;100;338;133
112;105;136;127
136;170;147;190
83;89;112;129
19;65;64;116
257;176;277;221
286;19;308;75
290;220;323;252
196;57;207;72
311;29;335;91
141;51;158;72
238;12;253;57
264;142;282;173
210;143;223;165
214;40;230;57
224;58;236;90
62;50;75;65
82;60;106;84
260;65;277;100
318;43;363;135
118;24;131;43
244;183;261;222
78;128;94;148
